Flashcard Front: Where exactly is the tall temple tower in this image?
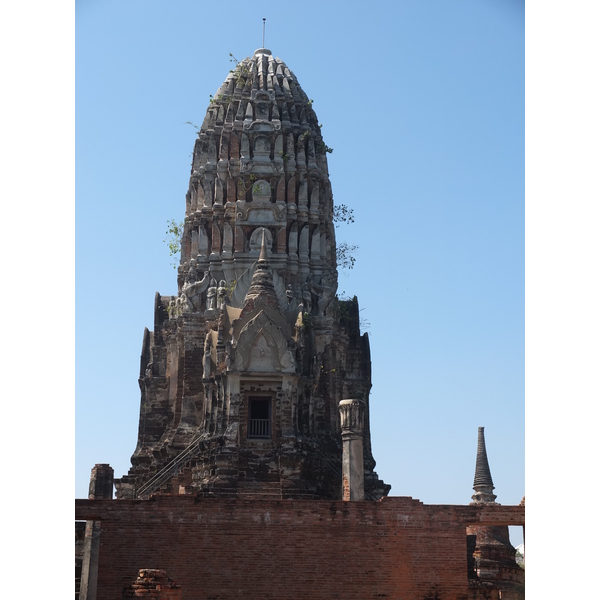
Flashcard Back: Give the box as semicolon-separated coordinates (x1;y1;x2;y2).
114;48;390;501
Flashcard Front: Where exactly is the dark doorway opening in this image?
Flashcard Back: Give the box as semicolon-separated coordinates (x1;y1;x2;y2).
248;397;271;438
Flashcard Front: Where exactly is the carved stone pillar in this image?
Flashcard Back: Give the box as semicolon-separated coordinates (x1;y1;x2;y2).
80;464;114;600
339;399;365;501
79;521;102;600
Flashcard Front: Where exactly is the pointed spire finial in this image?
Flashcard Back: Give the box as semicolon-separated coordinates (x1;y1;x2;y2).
258;228;268;262
240;228;278;312
471;426;497;504
262;18;266;48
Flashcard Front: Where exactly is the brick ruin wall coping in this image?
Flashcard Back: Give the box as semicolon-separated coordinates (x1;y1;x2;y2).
75;495;525;527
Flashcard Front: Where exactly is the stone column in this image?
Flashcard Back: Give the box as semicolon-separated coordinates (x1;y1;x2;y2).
339;399;365;501
88;463;114;500
80;464;113;600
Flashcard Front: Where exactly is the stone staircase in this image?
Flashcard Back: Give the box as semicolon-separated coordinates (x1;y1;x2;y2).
135;437;202;499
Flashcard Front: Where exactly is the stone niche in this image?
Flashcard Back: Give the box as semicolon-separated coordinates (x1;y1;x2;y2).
249;227;272;252
237;180;286;224
253;136;271;162
244;90;278;133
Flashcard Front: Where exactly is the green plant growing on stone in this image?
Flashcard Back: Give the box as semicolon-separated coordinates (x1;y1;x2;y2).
229;53;251;87
333;205;354;225
184;121;201;134
299;130;311;144
316;141;334;154
336;242;358;270
333;204;357;270
237;174;260;197
359;313;371;333
166;299;179;318
301;313;313;332
333;294;369;334
319;362;338;375
164;218;187;269
333;294;362;332
252;182;264;195
223;279;237;299
298;130;333;155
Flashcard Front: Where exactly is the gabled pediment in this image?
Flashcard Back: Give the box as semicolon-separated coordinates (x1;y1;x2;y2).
231;298;291;342
231;309;296;373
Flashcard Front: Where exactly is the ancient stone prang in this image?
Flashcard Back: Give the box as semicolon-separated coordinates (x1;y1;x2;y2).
114;48;389;501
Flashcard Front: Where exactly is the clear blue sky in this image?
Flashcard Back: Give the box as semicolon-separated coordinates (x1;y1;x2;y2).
76;0;525;538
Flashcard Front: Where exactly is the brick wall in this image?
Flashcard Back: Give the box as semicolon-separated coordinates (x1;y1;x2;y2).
75;496;524;600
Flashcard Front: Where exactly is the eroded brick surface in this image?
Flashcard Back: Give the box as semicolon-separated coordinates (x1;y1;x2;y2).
75;496;524;600
122;569;181;599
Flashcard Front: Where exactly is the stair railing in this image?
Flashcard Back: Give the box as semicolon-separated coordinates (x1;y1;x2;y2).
135;436;202;499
